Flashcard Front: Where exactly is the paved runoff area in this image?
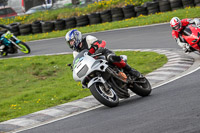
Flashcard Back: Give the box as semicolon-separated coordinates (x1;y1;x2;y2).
0;49;195;133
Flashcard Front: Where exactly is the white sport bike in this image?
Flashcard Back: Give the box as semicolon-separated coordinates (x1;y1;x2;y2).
70;50;152;107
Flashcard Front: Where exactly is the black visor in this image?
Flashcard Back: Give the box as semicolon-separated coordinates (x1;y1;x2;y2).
173;23;181;31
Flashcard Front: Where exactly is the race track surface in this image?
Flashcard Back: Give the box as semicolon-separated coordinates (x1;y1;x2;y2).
1;23;200;133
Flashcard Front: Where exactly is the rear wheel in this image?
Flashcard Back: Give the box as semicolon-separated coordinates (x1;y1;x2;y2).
17;42;31;54
130;77;152;97
89;82;119;107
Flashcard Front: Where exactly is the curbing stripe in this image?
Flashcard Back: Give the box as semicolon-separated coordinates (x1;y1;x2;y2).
156;67;186;71
33;109;66;117
147;71;180;75
1;118;40;127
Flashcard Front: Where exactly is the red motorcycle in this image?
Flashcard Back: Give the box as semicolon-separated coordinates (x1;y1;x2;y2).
181;24;200;52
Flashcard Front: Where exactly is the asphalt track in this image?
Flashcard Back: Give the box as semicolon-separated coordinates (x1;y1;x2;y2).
4;23;200;133
3;23;177;58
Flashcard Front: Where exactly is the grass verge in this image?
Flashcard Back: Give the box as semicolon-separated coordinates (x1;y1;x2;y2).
0;51;167;122
15;7;200;42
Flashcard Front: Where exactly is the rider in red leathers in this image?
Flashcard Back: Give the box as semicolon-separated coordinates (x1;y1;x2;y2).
170;17;200;53
65;29;142;79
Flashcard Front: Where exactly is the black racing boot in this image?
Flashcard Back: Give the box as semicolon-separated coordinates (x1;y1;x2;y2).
123;64;141;79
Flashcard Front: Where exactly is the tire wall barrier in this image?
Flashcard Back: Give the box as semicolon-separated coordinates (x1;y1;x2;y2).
100;10;112;23
41;21;54;33
32;20;42;34
111;7;124;21
76;15;89;27
9;22;21;36
5;0;199;36
19;24;32;35
122;5;136;19
88;13;102;25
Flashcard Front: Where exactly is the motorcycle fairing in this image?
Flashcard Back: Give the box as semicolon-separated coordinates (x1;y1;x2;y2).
2;38;11;46
182;25;200;50
87;76;105;88
73;54;108;82
15;40;20;44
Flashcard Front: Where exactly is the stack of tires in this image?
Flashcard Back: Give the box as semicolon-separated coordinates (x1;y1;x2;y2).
122;5;136;19
134;6;148;16
54;19;66;30
158;0;172;12
195;0;200;6
76;15;89;27
41;21;54;33
31;20;42;34
181;0;194;8
169;0;183;10
100;10;112;23
111;7;124;21
9;22;21;36
65;17;76;29
88;13;102;25
0;29;7;36
19;24;32;35
146;1;160;14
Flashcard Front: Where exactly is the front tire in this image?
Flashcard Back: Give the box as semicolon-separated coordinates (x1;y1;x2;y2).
130;77;152;97
89;82;119;107
17;42;31;54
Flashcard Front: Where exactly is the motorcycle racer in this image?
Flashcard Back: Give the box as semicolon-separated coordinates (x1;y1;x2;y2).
65;29;142;79
0;24;12;52
170;17;200;53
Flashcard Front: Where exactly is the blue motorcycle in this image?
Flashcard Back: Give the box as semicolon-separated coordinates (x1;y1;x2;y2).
0;31;31;56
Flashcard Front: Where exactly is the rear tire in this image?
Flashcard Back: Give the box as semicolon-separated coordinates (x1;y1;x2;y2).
17;42;31;54
89;82;119;107
130;77;152;97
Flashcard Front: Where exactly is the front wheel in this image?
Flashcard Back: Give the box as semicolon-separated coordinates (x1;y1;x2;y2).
89;82;119;107
130;77;152;97
17;42;31;54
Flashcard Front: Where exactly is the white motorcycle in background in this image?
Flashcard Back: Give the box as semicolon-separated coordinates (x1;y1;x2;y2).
69;50;152;107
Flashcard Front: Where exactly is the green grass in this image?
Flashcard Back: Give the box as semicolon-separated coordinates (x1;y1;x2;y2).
0;51;167;122
15;6;200;43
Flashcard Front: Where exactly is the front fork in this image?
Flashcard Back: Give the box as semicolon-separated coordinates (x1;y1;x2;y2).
7;38;22;50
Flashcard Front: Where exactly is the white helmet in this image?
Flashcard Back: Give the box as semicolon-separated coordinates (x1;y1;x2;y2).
65;29;82;50
170;17;182;31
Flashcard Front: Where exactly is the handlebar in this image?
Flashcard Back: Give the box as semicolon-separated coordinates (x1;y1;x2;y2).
90;52;103;57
